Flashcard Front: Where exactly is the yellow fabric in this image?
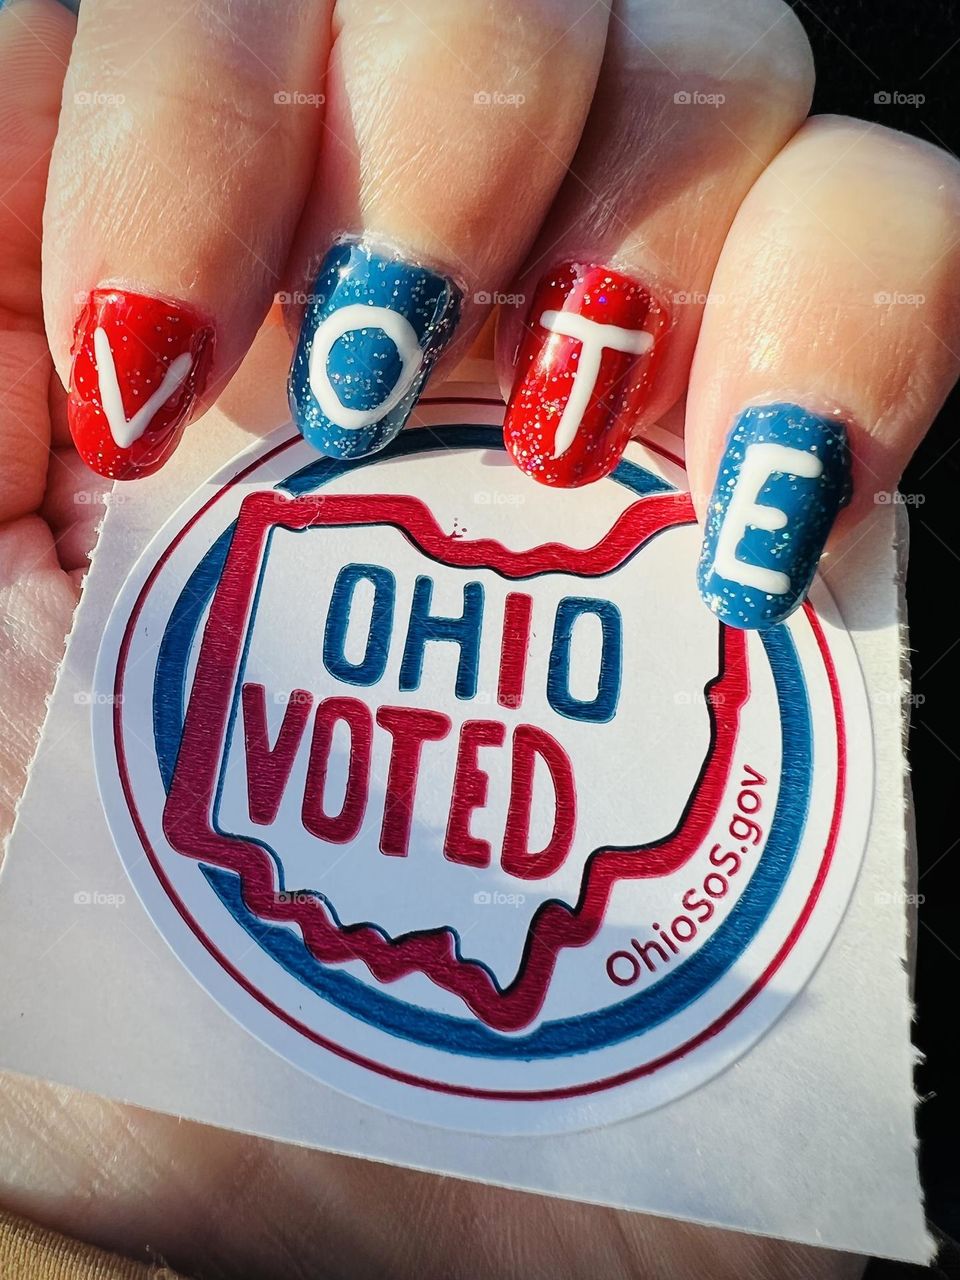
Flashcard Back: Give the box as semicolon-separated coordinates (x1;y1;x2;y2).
0;1209;185;1279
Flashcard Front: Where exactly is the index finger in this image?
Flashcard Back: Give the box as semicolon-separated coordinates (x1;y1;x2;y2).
43;0;333;479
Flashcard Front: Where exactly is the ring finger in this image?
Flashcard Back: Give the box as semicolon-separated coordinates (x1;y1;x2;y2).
688;115;960;627
495;0;814;488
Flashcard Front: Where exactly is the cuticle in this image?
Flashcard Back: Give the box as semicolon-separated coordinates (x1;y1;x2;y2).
80;280;216;330
530;251;680;333
328;230;467;302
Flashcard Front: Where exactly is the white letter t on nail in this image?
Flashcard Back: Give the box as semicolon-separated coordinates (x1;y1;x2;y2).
539;310;653;459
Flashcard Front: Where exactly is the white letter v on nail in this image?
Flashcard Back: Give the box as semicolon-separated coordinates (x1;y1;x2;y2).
93;326;194;449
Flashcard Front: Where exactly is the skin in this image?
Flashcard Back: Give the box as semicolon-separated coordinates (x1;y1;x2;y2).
0;0;956;1274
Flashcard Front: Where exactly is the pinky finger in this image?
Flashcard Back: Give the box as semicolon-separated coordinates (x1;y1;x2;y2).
687;116;960;628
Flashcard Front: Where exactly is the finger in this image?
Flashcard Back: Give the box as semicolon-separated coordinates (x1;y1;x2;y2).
0;1;81;839
0;0;75;521
42;0;333;479
689;116;960;628
284;0;609;460
495;0;814;487
41;447;108;573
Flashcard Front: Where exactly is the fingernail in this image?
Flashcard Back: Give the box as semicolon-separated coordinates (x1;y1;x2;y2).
68;289;214;480
503;262;670;487
697;402;852;629
288;238;462;459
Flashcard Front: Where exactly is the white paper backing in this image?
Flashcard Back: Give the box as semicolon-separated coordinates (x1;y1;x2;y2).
0;372;927;1262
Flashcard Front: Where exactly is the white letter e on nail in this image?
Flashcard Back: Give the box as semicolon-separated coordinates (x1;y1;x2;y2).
712;442;823;595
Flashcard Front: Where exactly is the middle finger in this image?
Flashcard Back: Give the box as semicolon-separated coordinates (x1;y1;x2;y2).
284;0;610;462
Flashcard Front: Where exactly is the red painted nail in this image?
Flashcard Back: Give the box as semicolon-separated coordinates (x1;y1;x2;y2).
503;263;670;487
68;289;215;480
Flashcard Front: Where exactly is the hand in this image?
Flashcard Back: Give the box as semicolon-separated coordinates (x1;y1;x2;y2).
0;0;954;1274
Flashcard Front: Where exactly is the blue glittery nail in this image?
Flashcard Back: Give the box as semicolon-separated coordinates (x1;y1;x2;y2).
288;239;462;459
697;403;852;630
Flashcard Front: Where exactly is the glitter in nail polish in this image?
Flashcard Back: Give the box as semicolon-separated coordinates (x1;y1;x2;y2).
697;402;852;630
68;289;214;481
289;240;462;460
503;262;670;488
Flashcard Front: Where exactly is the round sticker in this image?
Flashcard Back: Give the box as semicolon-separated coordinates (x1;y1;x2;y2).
93;394;872;1133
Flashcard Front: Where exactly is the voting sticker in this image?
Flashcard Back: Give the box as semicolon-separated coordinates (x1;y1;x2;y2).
91;396;872;1134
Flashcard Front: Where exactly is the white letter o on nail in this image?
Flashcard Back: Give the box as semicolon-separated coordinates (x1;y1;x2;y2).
308;303;423;430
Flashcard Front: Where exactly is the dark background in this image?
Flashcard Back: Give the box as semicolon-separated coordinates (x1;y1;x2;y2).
795;0;960;1273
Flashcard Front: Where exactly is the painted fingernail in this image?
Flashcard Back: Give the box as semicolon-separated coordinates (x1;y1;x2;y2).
503;262;670;487
68;289;214;480
697;402;852;629
288;238;462;459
